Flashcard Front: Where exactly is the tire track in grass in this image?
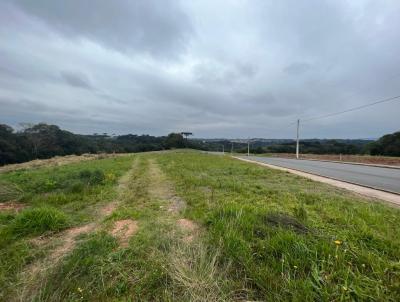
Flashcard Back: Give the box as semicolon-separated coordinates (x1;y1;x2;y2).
15;158;139;300
147;158;227;301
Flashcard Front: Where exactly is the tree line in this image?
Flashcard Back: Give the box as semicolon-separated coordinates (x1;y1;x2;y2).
0;123;201;166
1;123;399;166
203;132;400;157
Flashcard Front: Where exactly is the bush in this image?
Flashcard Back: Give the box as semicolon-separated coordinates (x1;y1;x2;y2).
10;206;69;236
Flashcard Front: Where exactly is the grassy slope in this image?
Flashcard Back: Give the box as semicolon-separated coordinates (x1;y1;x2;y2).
157;152;400;301
0;151;399;301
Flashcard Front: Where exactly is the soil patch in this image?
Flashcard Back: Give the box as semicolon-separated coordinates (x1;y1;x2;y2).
100;201;119;216
0;202;26;212
51;223;96;260
177;218;197;231
177;218;198;242
111;219;138;247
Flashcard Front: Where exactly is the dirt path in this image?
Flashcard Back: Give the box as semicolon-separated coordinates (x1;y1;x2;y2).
147;158;200;242
147;159;187;215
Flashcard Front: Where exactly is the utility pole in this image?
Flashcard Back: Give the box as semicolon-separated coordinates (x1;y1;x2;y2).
222;144;225;154
231;142;233;154
247;140;250;156
296;119;300;159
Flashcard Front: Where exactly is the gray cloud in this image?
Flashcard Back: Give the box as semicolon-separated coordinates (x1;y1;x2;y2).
61;71;92;90
284;62;312;75
9;0;192;58
0;0;400;138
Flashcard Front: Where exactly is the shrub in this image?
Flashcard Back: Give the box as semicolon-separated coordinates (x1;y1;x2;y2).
10;206;69;236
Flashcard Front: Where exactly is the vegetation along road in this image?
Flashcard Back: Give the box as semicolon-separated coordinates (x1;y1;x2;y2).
241;156;400;194
1;151;400;301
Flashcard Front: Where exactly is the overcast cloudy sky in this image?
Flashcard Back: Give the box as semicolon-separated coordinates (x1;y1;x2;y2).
1;0;399;138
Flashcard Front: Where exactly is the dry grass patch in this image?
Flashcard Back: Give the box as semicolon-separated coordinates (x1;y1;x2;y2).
168;244;229;302
0;153;126;174
99;201;119;216
177;218;199;243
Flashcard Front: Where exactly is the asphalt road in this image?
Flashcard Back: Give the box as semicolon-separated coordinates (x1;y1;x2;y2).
240;156;400;194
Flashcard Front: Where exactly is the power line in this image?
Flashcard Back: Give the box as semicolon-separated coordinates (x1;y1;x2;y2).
302;94;400;123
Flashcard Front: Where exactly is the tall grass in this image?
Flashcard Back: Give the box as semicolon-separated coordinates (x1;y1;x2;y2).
10;206;69;237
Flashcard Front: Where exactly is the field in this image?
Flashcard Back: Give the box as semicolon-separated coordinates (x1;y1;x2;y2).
263;153;400;166
0;151;399;301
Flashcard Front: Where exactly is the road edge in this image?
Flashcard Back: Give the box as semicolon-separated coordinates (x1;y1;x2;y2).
233;156;400;207
290;157;400;170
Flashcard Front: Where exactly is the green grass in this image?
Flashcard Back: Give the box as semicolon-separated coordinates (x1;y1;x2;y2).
156;152;400;301
0;155;134;299
9;206;69;237
0;151;399;301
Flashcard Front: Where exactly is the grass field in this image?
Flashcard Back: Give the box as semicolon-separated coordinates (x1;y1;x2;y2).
0;151;399;301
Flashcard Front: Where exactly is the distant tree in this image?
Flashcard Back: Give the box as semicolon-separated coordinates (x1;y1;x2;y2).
0;124;17;164
367;131;400;156
165;133;185;149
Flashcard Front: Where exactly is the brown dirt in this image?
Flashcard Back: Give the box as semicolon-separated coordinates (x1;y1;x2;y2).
177;218;199;242
23;222;96;283
266;153;400;166
0;201;26;212
100;201;119;216
111;219;138;247
50;223;96;260
177;218;197;231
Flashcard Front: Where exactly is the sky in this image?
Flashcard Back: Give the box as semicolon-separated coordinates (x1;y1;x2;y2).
1;0;399;139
